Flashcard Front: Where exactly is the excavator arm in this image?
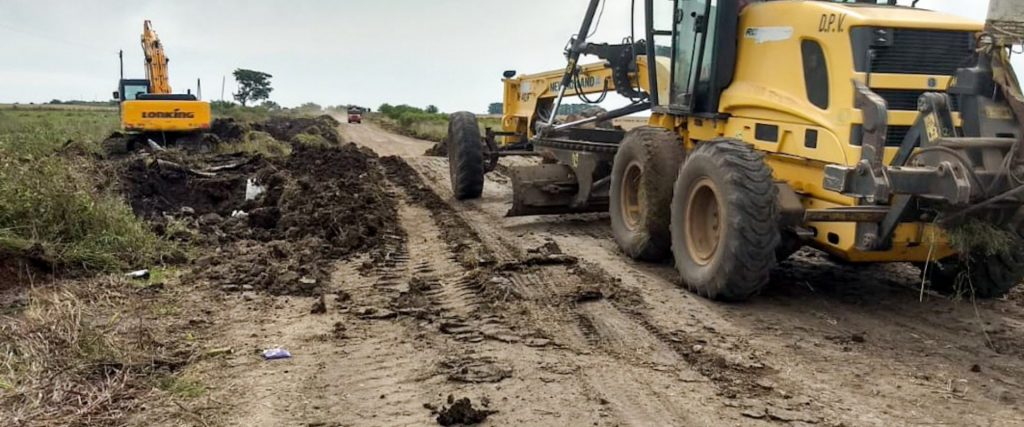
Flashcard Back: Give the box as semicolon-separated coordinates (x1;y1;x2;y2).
141;20;172;95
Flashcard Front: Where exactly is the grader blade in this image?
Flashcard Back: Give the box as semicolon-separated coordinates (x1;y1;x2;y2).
507;164;608;217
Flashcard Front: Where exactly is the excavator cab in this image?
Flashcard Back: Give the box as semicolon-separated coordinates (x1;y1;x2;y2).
114;79;151;102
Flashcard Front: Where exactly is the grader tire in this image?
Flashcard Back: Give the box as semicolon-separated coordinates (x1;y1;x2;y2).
610;127;685;261
670;139;780;301
447;112;485;200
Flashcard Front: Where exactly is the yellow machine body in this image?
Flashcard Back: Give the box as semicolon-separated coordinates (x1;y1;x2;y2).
120;99;212;133
500;2;990;263
117;20;211;134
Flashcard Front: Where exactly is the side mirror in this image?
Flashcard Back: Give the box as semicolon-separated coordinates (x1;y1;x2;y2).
503;70;517;79
112;91;120;100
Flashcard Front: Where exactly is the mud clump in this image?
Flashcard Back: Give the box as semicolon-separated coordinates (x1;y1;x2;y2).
424;139;448;157
255;115;341;145
209;118;251;142
195;143;398;296
117;116;398;297
121;154;268;219
434;396;496;426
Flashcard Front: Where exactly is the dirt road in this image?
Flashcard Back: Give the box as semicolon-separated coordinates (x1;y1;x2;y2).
192;121;1024;427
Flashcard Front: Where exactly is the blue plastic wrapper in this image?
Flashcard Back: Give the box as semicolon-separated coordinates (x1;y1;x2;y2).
262;348;292;360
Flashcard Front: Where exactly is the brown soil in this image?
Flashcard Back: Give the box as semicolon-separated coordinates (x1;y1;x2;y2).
434;396;496;426
120;153;270;219
117;118;398;297
254;115;342;144
107;121;1024;427
0;245;53;292
193;143;399;296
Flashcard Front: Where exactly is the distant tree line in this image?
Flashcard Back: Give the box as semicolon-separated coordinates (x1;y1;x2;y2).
48;99;118;107
378;103;447;128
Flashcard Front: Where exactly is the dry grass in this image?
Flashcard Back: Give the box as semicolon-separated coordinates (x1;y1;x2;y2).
0;277;202;426
946;218;1016;257
213;130;293;158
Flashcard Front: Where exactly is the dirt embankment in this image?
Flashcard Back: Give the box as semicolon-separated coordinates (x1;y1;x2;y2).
118;115;400;296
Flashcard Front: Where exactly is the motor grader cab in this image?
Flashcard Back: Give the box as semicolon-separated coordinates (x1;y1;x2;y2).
446;0;1024;301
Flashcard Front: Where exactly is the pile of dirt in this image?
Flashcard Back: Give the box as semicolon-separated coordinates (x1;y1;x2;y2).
209;118;251;141
254;115;342;145
424;139;448;157
196;143;397;295
0;245;52;291
121;153;270;220
432;396;496;426
117;117;397;296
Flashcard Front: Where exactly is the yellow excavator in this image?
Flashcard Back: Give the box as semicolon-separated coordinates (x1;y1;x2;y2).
448;0;1024;301
113;20;211;139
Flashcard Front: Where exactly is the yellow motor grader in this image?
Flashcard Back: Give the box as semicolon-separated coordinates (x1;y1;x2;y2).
447;0;1024;301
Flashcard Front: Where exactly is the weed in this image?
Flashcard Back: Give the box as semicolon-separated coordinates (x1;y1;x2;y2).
293;132;333;147
157;376;206;399
214;130;292;157
946;218;1016;257
0;275;203;425
0;109;172;273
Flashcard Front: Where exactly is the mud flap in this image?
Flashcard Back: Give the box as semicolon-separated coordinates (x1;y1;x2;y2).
508;164;608;217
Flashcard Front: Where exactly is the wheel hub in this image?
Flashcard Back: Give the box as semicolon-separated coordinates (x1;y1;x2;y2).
686;178;723;265
621;162;644;231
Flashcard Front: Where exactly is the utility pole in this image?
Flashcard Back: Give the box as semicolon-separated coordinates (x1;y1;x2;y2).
220;75;226;101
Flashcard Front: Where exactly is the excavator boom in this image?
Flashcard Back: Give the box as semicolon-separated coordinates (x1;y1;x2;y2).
115;20;210;134
141;20;172;95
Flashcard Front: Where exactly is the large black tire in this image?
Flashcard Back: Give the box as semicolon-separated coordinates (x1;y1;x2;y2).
670;139;780;301
447;112;485;200
610;127;685;261
922;216;1024;298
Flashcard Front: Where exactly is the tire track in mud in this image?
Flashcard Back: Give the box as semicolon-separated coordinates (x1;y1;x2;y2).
384;155;778;426
301;231;439;427
352;126;1024;426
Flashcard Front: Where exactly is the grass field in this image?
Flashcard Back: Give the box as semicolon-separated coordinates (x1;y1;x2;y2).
370;111;502;143
0;107;206;426
0;108;169;273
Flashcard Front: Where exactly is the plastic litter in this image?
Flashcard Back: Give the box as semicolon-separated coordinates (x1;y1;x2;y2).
246;178;266;201
262;348;292;360
125;269;150;280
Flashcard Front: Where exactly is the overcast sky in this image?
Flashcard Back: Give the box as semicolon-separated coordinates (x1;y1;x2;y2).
0;0;1014;112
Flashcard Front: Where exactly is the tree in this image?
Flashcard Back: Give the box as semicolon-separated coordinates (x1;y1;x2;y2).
488;102;503;115
259;100;281;111
425;105;439;114
296;102;323;114
232;69;273;106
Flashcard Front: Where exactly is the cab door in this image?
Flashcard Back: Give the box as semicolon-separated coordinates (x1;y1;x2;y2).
671;0;717;112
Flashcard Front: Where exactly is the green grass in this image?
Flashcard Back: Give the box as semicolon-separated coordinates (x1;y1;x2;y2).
370;111;503;143
0;108;172;273
0;109;119;156
946;218;1016;257
213;130;292;157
